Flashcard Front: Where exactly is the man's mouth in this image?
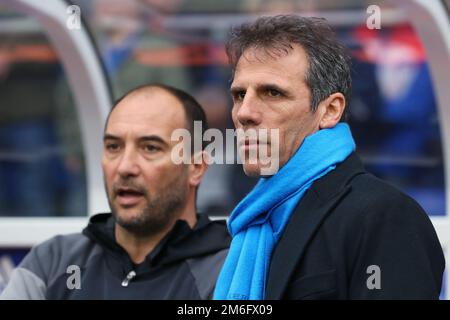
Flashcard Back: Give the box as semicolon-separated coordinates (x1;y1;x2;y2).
115;188;145;207
239;139;269;150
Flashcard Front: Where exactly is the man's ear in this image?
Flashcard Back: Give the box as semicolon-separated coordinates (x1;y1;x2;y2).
317;92;346;129
188;151;209;188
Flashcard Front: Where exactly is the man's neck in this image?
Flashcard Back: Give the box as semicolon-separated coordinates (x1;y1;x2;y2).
115;224;166;265
115;214;197;265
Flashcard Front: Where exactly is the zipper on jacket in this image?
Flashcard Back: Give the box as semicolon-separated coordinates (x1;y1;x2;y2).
121;270;136;287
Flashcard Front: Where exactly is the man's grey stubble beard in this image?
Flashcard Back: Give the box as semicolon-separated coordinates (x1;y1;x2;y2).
107;177;187;237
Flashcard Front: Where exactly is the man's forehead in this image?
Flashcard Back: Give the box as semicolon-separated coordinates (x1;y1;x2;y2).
114;88;181;114
238;43;306;63
106;89;186;133
232;45;307;85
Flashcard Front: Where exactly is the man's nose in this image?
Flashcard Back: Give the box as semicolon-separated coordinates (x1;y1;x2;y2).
235;91;263;127
117;147;140;178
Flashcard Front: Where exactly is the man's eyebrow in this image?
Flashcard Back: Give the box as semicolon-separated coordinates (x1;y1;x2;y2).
230;86;245;95
259;83;289;95
139;135;169;147
103;134;169;147
230;83;290;96
103;134;119;141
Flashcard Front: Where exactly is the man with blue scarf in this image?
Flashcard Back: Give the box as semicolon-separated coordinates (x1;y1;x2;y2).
214;15;444;300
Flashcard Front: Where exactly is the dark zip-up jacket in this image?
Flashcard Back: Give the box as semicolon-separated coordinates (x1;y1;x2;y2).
266;153;445;299
0;213;230;299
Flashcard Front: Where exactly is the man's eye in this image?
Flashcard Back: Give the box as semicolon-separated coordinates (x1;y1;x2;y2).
233;91;246;101
144;145;160;153
268;89;281;97
105;143;120;152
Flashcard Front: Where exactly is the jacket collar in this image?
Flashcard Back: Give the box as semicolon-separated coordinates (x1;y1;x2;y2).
265;152;366;299
311;152;366;201
82;213;230;276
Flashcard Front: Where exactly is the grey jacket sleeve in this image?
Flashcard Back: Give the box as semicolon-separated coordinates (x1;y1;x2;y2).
0;237;56;300
0;267;46;300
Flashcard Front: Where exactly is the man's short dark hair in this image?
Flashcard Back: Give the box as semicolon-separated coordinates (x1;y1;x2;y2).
106;83;209;150
226;15;352;119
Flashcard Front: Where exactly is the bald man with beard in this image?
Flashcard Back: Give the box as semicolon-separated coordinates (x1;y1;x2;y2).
1;84;230;300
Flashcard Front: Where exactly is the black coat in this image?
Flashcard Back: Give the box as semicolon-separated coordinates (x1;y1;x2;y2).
266;153;445;299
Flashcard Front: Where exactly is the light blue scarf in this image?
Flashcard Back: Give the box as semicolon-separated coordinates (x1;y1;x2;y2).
213;123;355;300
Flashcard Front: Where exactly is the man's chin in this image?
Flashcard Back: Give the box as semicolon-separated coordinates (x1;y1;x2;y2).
243;162;281;177
112;206;143;223
114;212;150;235
242;163;262;177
